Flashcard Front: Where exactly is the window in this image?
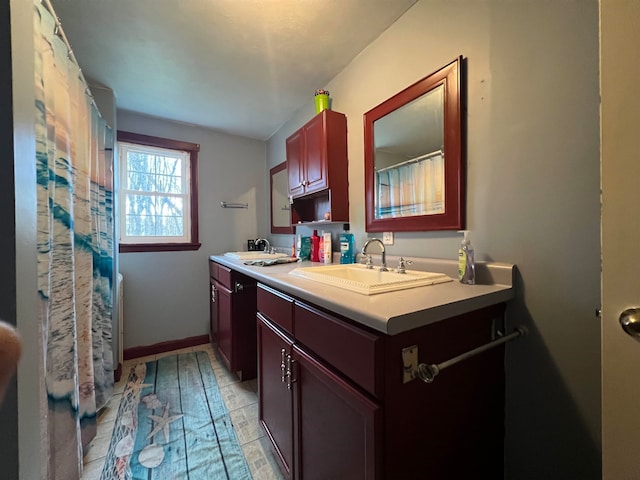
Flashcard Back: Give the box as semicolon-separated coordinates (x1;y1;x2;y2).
117;131;200;252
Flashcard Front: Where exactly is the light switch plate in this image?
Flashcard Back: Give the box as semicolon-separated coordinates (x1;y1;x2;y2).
383;232;394;245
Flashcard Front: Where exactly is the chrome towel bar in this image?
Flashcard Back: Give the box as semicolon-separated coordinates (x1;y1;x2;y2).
403;326;527;384
220;201;248;209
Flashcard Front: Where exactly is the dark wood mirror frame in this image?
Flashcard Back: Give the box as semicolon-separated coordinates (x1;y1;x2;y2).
270;162;294;234
364;56;464;232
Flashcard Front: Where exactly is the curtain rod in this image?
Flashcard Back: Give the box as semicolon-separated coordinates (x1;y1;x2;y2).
40;0;101;114
375;149;443;173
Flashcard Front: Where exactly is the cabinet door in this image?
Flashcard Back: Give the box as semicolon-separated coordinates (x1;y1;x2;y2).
293;345;381;480
258;315;294;478
209;279;217;344
286;128;305;198
303;113;328;194
214;279;233;370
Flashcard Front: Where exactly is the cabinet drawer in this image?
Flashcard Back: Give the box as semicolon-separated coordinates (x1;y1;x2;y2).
294;302;383;397
257;284;294;335
209;260;219;279
216;264;233;289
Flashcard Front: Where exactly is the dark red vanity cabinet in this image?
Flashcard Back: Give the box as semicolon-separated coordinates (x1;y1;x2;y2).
286;110;349;224
257;282;506;480
209;260;257;380
257;284;381;480
258;314;295;478
292;344;381;480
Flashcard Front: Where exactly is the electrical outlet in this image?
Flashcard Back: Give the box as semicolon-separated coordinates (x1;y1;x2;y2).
383;232;394;245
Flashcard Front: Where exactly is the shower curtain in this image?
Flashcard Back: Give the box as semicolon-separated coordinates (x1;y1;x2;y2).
376;152;445;218
34;2;115;478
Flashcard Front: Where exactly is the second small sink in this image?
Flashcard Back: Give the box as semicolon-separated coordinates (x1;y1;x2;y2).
289;263;452;295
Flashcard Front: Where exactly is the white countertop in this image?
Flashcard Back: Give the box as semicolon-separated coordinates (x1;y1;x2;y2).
210;254;515;335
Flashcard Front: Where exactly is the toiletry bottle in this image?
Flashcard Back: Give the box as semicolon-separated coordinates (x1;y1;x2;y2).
318;230;325;263
311;229;321;262
340;223;356;264
323;231;332;264
458;230;475;284
295;234;302;259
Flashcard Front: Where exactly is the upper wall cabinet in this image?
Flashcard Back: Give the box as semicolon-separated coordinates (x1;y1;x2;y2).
286;110;349;225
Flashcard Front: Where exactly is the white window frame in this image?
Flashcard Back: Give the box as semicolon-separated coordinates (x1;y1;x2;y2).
117;131;200;253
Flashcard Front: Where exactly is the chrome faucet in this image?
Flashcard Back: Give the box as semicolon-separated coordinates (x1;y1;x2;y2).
255;238;272;253
362;238;387;271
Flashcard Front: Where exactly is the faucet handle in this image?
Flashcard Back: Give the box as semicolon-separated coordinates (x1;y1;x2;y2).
397;257;413;274
362;254;373;269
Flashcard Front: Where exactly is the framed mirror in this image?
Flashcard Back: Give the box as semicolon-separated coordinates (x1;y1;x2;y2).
270;162;294;234
364;56;464;232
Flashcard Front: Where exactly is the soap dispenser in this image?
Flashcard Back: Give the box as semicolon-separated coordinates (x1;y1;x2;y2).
458;230;475;284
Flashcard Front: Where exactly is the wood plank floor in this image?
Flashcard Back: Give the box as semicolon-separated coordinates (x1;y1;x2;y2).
81;343;284;480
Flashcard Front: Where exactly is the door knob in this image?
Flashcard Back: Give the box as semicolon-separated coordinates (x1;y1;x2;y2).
619;308;640;337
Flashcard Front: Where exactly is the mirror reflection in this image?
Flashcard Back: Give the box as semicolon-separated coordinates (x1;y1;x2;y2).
270;162;293;234
364;56;463;232
373;85;444;219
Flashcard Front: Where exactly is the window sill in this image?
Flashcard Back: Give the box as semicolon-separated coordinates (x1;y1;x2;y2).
119;242;202;253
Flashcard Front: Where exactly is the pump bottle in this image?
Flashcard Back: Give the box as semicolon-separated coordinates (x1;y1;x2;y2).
458;230;475;284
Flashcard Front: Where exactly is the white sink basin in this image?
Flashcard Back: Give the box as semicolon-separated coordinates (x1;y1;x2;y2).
224;251;288;261
289;263;452;295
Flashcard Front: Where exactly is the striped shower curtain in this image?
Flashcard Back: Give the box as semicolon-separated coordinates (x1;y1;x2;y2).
376;152;445;218
34;2;115;478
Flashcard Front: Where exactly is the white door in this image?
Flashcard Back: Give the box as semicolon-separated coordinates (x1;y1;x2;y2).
601;1;640;478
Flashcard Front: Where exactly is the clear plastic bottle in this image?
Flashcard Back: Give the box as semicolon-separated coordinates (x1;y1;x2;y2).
458;230;475;284
339;223;355;264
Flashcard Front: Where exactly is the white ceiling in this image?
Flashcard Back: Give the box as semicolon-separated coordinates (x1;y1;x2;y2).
49;0;417;140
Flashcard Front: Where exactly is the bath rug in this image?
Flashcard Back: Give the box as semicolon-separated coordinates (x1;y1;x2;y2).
100;351;252;479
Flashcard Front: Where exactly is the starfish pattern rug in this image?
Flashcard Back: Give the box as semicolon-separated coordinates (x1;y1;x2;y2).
100;351;252;479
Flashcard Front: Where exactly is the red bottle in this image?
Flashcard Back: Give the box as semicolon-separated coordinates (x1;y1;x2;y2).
311;229;320;262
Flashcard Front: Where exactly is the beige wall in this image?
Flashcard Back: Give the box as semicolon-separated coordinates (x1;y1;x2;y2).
268;1;601;477
117;110;267;349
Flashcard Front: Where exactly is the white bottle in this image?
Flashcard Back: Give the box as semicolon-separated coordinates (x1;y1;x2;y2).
458;230;475;284
322;232;332;264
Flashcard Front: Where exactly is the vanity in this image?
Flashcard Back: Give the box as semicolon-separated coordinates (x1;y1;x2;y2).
209;254;515;479
227;55;511;478
209;260;258;380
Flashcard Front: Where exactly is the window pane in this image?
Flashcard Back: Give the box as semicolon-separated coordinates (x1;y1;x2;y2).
125;194;184;237
155;173;183;194
127;171;155;192
127;151;152;172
